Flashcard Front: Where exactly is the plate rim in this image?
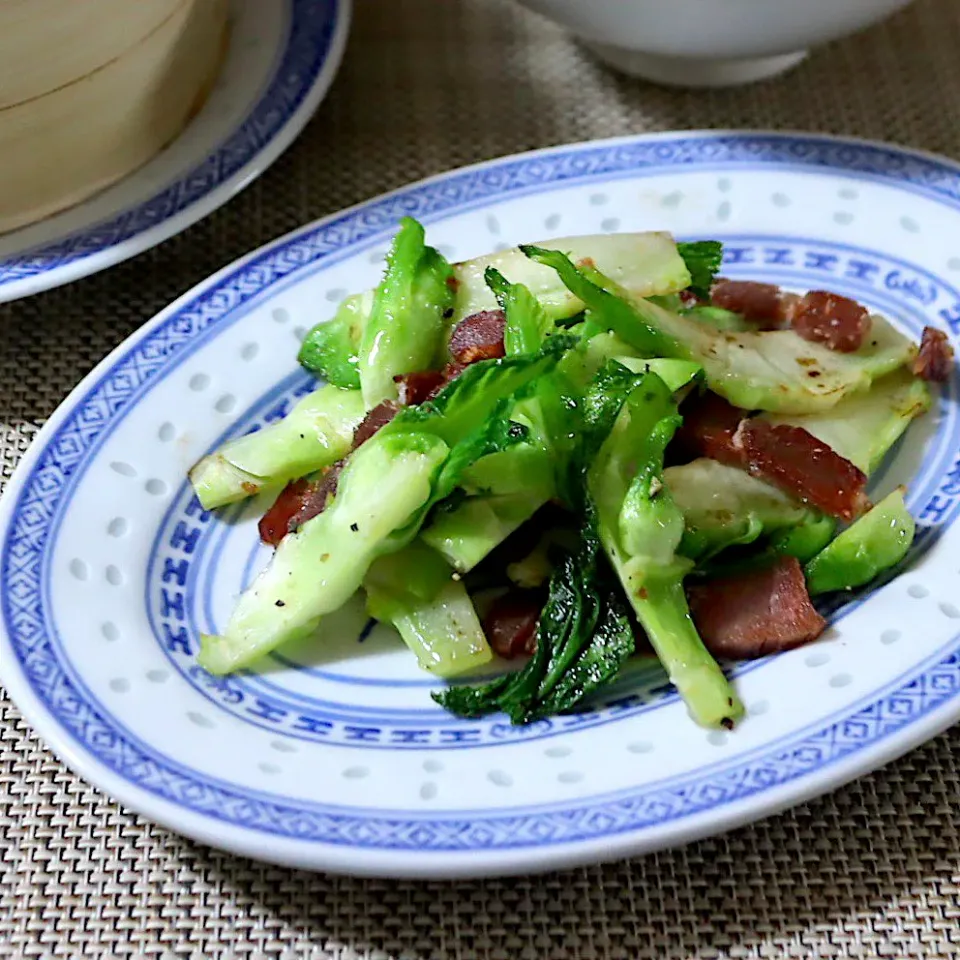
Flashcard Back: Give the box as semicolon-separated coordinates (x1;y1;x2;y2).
0;0;352;304
1;128;959;879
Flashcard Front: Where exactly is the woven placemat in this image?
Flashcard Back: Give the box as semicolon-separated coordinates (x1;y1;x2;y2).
3;0;960;956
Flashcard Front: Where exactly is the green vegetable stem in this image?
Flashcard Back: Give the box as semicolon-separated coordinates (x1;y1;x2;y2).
805;488;915;595
189;385;365;510
587;369;744;729
520;245;678;357
364;541;493;677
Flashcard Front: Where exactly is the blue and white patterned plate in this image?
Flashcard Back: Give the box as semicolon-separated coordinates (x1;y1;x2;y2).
2;132;959;879
0;0;349;304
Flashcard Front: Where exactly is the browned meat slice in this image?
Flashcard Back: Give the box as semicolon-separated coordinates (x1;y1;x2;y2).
448;310;506;365
710;279;783;327
687;556;827;659
258;376;445;548
352;400;401;448
788;290;871;353
675;390;868;520
276;398;403;540
288;464;343;531
258;369;443;548
394;370;447;405
258;477;313;547
674;391;747;465
483;590;543;659
734;419;869;521
440;360;467;383
912;326;954;382
258;463;344;546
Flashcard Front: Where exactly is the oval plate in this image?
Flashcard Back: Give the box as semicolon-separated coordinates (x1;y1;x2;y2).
0;0;350;304
1;132;958;879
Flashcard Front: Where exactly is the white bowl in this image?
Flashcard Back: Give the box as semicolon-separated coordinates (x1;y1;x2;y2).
512;0;915;87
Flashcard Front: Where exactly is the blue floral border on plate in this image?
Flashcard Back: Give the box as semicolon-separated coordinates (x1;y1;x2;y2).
0;0;341;289
4;132;960;851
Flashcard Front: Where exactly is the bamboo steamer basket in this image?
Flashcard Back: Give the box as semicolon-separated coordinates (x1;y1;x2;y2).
0;0;228;235
0;0;190;110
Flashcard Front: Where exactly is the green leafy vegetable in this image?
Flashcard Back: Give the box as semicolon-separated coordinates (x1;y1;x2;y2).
685;304;750;332
523;244;912;415
805;489;915;595
520;245;678;357
452;231;693;323
459;445;554;497
613;357;704;394
485;266;551;356
433;517;634;722
557;331;703;404
358;217;454;407
420;342;580;571
566;279;916;415
199;217;935;736
578;359;641;438
199;342;569;674
664;458;826;562
391;334;573;446
298;292;370;388
624;295;917;414
421;491;550;573
298;231;692;384
676;240;723;299
198;431;450;675
649;288;747;334
768;514;838;564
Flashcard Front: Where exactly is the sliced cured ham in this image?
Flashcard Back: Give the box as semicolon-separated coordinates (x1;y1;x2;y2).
394;370;447;405
687;556;827;659
912;326;954;382
676;391;869;521
709;282;872;353
674;391;745;465
260;399;402;546
448;310;506;364
352;400;402;448
733;419;869;522
258;477;313;548
483;590;543;659
710;279;783;327
258;466;343;547
788;290;871;353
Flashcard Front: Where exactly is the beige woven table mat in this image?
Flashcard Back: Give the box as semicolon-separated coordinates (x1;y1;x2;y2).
3;0;960;956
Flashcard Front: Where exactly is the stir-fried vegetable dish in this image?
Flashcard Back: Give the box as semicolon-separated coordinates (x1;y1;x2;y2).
188;220;954;729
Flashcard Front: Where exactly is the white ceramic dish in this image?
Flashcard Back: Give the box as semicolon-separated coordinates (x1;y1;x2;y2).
1;132;958;879
512;0;914;87
0;0;350;304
